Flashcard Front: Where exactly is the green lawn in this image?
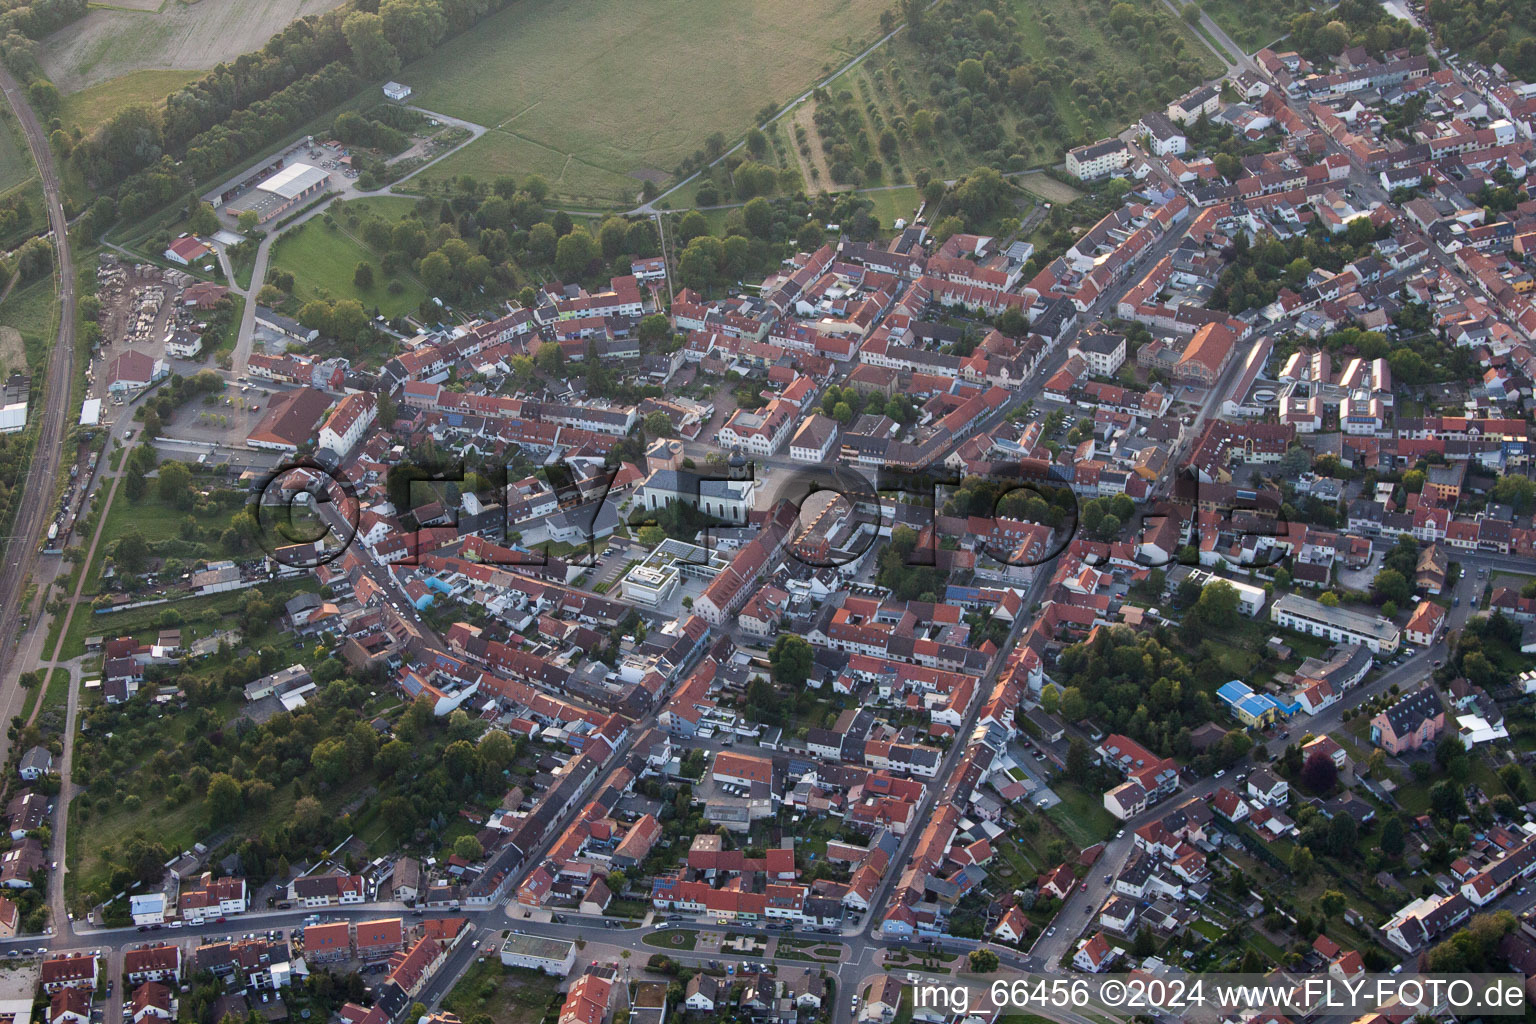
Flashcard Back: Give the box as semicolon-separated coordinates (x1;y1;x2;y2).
1189;919;1223;941
269;216;428;317
1046;782;1119;848
862;187;922;231
399;0;890;196
643;928;698;951
58;69;203;137
412;130;640;206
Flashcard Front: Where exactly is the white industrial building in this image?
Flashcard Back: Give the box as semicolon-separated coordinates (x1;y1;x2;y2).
499;933;574;975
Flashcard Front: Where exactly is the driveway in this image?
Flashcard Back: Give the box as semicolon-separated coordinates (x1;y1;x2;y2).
1005;740;1060;809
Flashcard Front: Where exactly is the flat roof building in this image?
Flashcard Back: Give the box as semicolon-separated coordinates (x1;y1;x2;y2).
260;163;330;201
1271;593;1400;654
499;933;574;975
226;162;331;223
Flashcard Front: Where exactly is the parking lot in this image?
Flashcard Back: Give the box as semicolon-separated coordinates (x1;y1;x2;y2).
160;377;275;448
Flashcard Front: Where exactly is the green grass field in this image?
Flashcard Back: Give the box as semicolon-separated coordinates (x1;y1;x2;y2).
862;186;922;230
0;275;61;378
83;482;235;579
0;110;35;194
399;0;889;198
414;130;644;205
269;214;429;317
57;69;202;137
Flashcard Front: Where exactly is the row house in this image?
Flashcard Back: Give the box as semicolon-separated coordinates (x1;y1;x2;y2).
290;873;367;907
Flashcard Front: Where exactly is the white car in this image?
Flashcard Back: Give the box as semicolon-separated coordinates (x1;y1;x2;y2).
1215;769;1226;778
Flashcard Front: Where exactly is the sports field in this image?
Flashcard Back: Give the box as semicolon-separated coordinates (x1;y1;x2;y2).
402;0;889;196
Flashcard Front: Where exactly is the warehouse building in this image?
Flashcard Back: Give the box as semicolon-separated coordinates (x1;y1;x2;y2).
224;162;331;223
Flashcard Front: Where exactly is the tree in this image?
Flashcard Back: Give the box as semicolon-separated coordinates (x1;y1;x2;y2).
1435;732;1466;770
742;197;774;239
453;835;483;861
677;236;723;292
157;460;193;508
115;529;150;573
1299;750;1338;794
535;341;565;377
342;11;400;78
1318;889;1346;922
1380;815;1405;858
1492;474;1536;514
1039;683;1060;714
676;210;710;244
1327;811;1358;858
606;869;627;894
643;411;674;437
188;202;218;236
1430;779;1467;821
597;217;629;259
967;949;999;972
1131;927;1155;957
638;314;671;347
957;58;987;92
638;525;666;548
769;634;813;688
1291;845;1315;881
1194;580;1241;630
1318;592;1340;608
528;222;558;262
27;79;59;118
354;262;375;290
205;773;242;824
1371;568;1412;607
794;220;823;250
1065;738;1091;782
